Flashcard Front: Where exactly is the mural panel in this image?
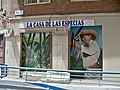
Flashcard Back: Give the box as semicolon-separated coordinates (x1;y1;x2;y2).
70;26;103;72
22;32;51;69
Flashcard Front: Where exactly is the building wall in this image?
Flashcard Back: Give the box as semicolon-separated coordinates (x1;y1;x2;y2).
52;33;68;69
5;36;20;77
2;0;120;17
5;36;20;66
6;13;120;72
1;0;11;17
1;0;120;72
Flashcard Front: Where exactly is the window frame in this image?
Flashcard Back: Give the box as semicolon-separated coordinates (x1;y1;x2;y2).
24;0;51;5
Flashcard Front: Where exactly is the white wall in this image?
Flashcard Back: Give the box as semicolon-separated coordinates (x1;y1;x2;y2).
52;33;68;69
5;36;20;77
95;15;120;72
5;36;20;66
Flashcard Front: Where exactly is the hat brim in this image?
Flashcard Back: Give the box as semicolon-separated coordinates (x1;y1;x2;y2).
80;30;97;37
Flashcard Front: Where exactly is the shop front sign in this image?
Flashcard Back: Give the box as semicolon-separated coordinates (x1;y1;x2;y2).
19;19;94;28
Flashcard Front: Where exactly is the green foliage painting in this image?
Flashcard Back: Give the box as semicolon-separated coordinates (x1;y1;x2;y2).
22;32;51;69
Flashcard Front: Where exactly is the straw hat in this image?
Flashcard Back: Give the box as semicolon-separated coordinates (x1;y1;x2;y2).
80;30;97;40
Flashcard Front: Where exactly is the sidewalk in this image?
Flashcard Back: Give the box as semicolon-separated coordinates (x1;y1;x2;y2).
0;78;47;90
1;78;120;90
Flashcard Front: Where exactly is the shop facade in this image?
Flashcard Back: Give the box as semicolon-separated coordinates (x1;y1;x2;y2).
0;0;120;78
5;13;119;73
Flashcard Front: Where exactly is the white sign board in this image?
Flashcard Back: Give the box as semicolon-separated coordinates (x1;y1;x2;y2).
15;10;23;16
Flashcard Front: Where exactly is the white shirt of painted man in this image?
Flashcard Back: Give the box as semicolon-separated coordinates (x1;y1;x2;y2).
81;40;100;69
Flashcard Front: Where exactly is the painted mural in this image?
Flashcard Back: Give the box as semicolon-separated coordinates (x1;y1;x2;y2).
22;32;51;69
70;26;103;71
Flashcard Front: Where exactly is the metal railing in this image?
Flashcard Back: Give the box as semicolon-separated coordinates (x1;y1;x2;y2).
0;64;8;78
0;65;120;87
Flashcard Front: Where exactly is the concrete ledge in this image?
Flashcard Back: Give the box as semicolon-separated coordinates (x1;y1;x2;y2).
22;72;46;81
46;71;70;84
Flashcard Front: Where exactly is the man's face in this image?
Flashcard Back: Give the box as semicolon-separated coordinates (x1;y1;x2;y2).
82;34;92;44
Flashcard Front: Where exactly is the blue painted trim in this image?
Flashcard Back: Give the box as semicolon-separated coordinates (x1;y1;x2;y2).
27;82;67;90
0;65;120;74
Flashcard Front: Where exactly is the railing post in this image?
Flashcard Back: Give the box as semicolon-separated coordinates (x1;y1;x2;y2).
0;67;1;79
25;70;28;81
99;78;101;86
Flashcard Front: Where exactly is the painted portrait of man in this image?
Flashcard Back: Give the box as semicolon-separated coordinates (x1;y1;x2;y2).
70;26;103;72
